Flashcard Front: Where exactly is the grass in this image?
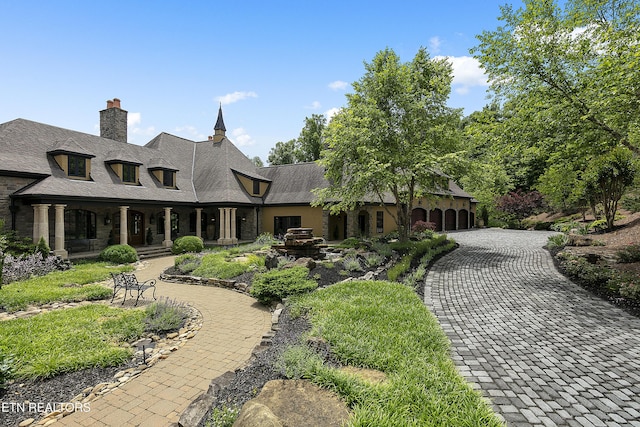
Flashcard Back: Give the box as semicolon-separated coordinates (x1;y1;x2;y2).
0;262;134;312
191;252;264;279
286;280;503;426
0;304;145;379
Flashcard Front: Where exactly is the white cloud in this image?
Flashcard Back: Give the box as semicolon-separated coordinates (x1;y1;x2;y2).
127;112;155;136
325;107;341;122
429;36;442;54
128;112;142;127
435;55;488;94
230;127;254;147
328;80;348;91
175;125;207;141
216;91;258;105
306;101;322;109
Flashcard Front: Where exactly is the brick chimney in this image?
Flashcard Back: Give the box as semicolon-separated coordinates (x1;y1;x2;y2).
100;98;128;143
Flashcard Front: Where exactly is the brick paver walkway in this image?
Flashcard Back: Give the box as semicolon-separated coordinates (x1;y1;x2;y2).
55;256;272;427
425;229;640;427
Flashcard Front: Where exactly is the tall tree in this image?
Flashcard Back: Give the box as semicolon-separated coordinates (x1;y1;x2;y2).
472;0;640;154
250;156;264;167
297;114;326;162
267;139;297;166
313;47;462;241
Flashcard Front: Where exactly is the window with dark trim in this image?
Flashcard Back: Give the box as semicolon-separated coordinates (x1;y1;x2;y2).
68;155;87;177
64;209;97;239
252;180;260;195
163;170;174;187
274;216;301;236
122;163;137;183
376;211;384;233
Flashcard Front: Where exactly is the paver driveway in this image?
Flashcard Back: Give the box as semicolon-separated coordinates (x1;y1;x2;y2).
425;229;640;427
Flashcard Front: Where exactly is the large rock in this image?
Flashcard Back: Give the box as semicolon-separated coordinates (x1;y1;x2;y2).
233;380;350;427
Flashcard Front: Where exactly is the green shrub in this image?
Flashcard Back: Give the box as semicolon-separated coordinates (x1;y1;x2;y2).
171;236;204;254
616;244;640;263
205;404;240;427
363;252;385;268
0;351;14;389
175;253;202;274
342;255;363;272
547;234;569;250
250;267;318;305
338;237;363;249
144;298;190;334
36;237;50;257
99;244;138;264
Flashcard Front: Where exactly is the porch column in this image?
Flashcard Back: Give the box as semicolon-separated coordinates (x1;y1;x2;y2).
53;204;68;258
32;204;40;243
37;204;51;246
195;208;203;239
163;207;172;248
230;208;238;244
217;207;234;245
455;210;459;231
120;206;129;245
218;208;226;242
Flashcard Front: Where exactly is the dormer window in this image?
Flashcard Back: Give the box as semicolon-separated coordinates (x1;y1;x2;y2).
47;138;95;181
148;158;179;189
122;163;137;183
253;179;260;195
68;155;87;178
162;170;175;187
105;149;142;185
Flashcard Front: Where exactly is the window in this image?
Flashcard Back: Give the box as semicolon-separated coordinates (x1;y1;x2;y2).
122;163;137;183
68;155;87;178
163;170;174;187
64;209;97;239
274;216;301;236
376;211;384;233
252;180;260;195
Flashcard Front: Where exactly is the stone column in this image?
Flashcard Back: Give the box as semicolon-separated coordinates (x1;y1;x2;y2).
53;204;68;258
218;208;226;244
455;210;459;231
32;204;40;243
120;206;129;245
163;207;172;248
230;208;238;244
195;208;202;239
37;204;51;246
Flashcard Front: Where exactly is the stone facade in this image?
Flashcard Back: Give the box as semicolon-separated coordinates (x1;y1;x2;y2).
0;175;38;228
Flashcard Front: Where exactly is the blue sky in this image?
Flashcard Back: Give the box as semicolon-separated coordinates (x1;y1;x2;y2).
0;0;523;163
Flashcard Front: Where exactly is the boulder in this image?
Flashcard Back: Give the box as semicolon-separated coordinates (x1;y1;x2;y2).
233;380;350;427
233;401;283;427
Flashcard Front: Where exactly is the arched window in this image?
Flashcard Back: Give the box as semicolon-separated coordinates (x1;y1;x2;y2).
64;209;97;239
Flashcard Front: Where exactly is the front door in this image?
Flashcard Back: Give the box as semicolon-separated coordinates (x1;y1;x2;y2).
128;211;144;246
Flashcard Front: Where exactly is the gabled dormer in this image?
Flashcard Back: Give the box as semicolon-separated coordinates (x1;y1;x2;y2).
47;138;95;180
148;158;179;189
105;149;143;185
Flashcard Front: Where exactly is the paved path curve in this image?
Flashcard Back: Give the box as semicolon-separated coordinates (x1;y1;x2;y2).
425;229;640;427
56;256;272;427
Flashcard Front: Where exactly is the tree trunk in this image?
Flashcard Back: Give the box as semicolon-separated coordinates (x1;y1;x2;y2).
397;202;411;242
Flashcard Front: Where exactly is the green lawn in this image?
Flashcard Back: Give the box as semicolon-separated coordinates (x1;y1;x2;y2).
0;304;145;379
0;262;133;312
286;280;503;427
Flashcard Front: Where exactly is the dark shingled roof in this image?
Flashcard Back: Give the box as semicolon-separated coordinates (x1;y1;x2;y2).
259;162;328;204
1;116;476;207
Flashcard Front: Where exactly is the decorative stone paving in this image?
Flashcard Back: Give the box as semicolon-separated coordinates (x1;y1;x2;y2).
425;229;640;427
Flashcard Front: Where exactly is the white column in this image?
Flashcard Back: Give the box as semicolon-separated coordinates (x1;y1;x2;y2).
455;210;459;231
38;204;51;246
32;204;40;243
195;208;203;239
230;208;238;244
120;206;129;245
53;204;68;258
163;207;172;248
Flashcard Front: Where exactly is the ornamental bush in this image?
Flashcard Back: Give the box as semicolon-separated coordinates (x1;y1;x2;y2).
144;298;190;333
250;266;317;305
2;252;64;285
99;244;138;264
171;236;204;254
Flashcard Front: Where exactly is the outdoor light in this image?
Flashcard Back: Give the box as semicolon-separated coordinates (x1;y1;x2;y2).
104;215;111;225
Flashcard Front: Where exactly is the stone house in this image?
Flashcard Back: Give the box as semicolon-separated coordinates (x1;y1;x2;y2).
0;99;476;258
